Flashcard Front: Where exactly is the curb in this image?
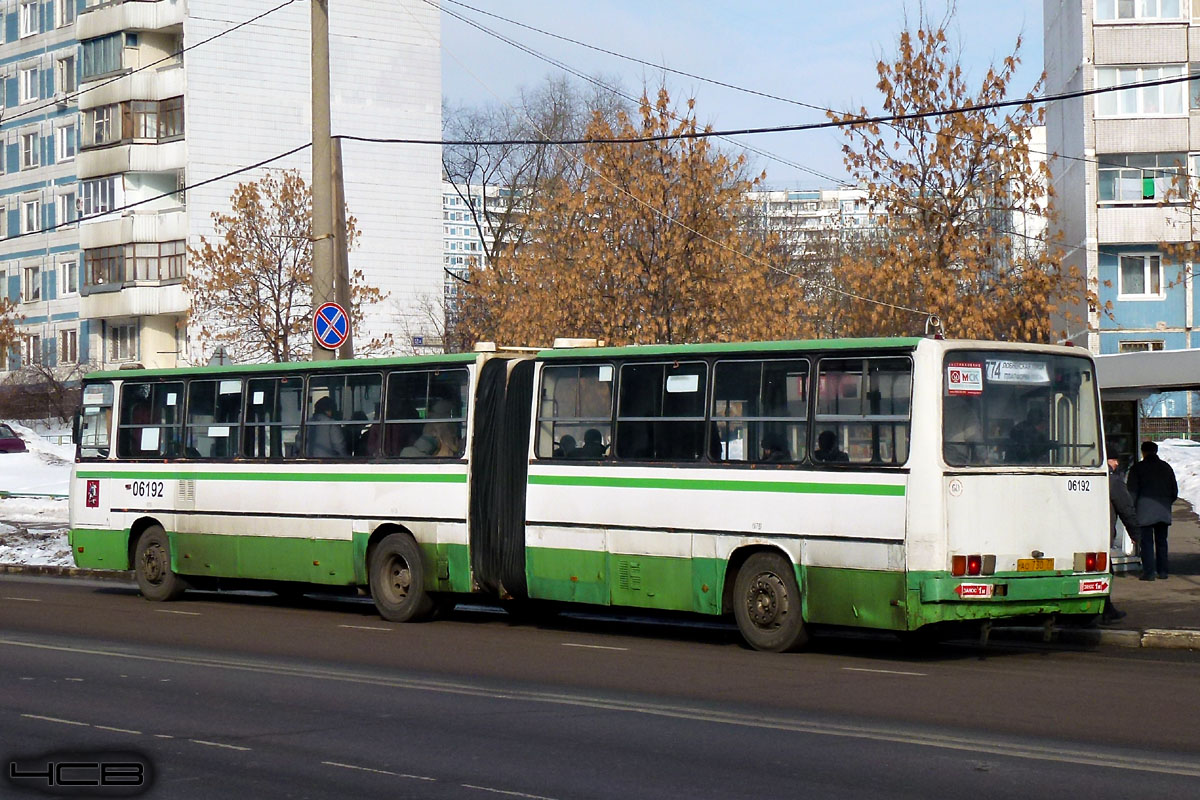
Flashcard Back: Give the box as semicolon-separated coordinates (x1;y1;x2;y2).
4;564;1200;651
0;564;133;581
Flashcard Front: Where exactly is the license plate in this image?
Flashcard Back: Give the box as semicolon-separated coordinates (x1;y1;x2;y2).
1017;558;1054;572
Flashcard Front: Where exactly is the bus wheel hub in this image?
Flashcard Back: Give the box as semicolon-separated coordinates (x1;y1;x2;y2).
747;573;786;627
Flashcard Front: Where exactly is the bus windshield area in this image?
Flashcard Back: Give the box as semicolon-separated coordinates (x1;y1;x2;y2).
942;351;1101;468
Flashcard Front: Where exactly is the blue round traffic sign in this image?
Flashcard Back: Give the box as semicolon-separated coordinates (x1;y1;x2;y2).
313;301;350;350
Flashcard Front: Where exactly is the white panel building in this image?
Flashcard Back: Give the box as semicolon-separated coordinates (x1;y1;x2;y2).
3;0;441;372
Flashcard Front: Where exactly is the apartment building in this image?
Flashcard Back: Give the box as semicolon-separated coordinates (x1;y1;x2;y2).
1045;0;1200;415
2;0;442;373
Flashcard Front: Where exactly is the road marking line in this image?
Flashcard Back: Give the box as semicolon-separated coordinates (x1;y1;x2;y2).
153;735;174;739
155;610;201;616
7;637;1200;778
22;714;88;727
843;667;927;677
65;678;84;682
561;643;629;651
322;761;436;781
338;624;391;631
462;784;559;799
94;725;142;735
3;597;42;602
190;739;250;751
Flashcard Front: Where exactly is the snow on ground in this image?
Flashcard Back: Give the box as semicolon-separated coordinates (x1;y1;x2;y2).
0;419;72;566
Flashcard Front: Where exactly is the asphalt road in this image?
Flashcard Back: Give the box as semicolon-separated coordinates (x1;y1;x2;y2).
2;575;1199;799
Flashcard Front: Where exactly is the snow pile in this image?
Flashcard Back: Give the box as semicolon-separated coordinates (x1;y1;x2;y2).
1157;439;1200;511
0;419;72;566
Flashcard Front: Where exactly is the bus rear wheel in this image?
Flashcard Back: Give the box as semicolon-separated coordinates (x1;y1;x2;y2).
369;533;435;622
733;552;808;652
134;525;187;602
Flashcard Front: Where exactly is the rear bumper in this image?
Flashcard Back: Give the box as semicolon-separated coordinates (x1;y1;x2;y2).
908;571;1110;627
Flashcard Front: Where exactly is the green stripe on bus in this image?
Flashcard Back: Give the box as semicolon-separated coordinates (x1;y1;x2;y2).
75;470;467;484
527;474;905;496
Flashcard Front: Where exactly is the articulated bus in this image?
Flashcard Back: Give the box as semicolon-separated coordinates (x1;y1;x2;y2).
70;337;1111;651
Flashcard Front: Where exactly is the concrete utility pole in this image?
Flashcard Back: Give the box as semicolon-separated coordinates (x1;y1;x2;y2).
311;0;335;360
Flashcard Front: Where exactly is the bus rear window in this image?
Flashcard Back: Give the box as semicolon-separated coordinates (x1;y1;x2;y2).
942;351;1101;467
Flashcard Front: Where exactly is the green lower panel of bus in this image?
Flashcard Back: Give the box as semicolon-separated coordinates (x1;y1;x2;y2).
68;527;473;592
905;571;1107;627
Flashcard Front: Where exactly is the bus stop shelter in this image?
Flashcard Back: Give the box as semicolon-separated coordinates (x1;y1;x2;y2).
1095;348;1200;464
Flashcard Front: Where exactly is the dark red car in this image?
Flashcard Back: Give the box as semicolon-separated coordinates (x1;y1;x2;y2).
0;423;27;453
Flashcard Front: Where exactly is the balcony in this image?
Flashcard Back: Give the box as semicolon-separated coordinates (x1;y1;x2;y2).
1096;204;1193;244
77;139;186;180
80;61;183;110
80;209;187;250
79;282;188;321
79;0;185;39
1093;118;1188;152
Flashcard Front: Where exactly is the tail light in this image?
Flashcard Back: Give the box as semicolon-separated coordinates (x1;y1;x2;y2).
967;554;982;576
952;555;966;576
1074;552;1109;572
1085;552;1096;572
952;554;996;577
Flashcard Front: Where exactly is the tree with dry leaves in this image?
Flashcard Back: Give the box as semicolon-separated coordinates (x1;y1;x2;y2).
186;170;389;363
828;9;1086;342
0;299;20;367
455;88;813;348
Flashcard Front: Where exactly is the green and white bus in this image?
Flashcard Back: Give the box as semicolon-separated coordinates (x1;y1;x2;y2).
70;337;1111;651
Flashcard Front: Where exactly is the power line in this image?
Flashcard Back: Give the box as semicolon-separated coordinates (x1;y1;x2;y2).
3;0;300;128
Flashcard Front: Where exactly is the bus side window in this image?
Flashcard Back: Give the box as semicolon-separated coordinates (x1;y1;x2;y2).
117;381;183;459
536;364;614;459
616;362;706;461
814;357;912;465
79;382;114;458
712;359;809;464
383;368;469;458
243;377;302;460
185;379;243;459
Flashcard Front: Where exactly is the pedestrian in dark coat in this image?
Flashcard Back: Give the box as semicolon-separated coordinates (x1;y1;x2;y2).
1103;457;1137;623
1126;441;1178;581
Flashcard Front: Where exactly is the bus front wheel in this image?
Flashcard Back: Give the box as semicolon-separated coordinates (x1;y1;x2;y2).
733;552;809;652
369;533;435;622
134;525;187;602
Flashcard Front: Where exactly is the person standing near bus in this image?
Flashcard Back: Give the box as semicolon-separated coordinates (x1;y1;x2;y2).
1103;456;1136;623
1126;441;1178;581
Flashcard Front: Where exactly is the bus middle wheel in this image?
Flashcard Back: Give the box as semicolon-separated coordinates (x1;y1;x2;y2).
369;533;436;622
732;552;809;652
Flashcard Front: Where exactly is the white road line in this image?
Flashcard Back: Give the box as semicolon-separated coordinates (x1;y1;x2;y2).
155;609;201;616
561;643;629;651
65;678;84;682
22;714;88;727
462;783;559;800
94;725;142;735
337;624;391;631
190;739;250;752
153;735;174;739
3;596;42;602
322;761;436;781
843;667;927;677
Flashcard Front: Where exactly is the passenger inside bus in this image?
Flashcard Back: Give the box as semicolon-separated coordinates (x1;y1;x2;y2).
307;396;348;457
578;428;607;458
813;430;849;462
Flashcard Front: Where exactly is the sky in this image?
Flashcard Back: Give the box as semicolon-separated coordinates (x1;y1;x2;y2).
438;0;1047;189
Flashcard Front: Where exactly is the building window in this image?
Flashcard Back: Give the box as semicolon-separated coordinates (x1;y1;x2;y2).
158;97;184;140
84;241;186;287
110;323;137;362
18;66;38;104
81;34;123;80
21;200;41;235
1118;340;1166;353
19;0;38;37
57;124;77;163
1098;153;1185;203
1096;66;1186;117
81;176;117;216
56;0;77;28
1118;254;1164;298
1095;0;1182;20
23;265;41;302
20;133;39;169
26;335;42;365
83;105;118;149
57;55;77;94
61;329;78;363
85;245;124;287
61;259;78;295
57;192;78;227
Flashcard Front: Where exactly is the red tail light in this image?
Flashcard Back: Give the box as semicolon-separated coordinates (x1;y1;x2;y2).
967;555;982;576
952;555;966;576
1096;552;1107;571
1085;552;1097;571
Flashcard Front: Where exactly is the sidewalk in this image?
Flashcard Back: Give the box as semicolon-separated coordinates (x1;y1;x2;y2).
1090;498;1200;648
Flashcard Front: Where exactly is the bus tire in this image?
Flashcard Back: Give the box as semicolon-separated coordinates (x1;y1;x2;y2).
369;533;435;622
134;525;187;602
733;552;808;652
